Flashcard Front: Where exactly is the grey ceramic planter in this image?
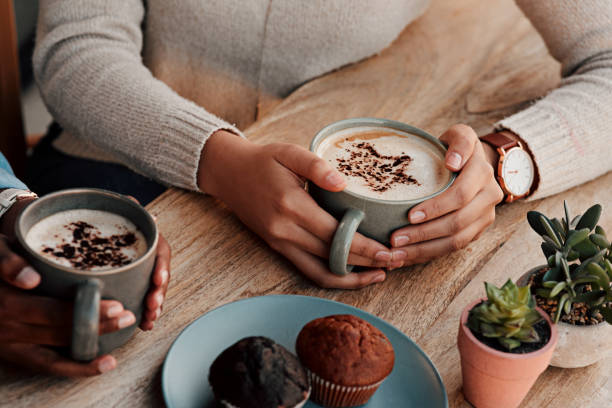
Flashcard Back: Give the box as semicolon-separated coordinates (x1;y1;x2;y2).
517;266;612;368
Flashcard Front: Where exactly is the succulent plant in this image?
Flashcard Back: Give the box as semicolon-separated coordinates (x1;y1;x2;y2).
467;279;543;351
527;202;612;324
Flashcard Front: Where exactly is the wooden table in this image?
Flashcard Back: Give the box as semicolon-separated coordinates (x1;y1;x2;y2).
2;0;610;406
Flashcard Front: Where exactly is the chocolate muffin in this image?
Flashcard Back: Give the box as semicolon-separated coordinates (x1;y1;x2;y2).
209;336;310;408
296;314;395;407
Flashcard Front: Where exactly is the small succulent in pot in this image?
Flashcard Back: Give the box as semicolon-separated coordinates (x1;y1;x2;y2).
467;280;542;351
526;202;612;324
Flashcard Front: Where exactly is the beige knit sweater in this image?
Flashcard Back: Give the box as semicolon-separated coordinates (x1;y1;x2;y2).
34;0;612;199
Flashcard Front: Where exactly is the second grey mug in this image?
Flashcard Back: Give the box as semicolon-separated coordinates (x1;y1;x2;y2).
309;118;456;276
15;188;158;361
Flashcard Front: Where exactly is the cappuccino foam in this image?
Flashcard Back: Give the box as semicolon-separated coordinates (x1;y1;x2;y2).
26;209;147;271
316;127;451;201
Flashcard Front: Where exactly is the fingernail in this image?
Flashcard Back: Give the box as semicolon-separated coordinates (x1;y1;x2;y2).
447;152;462;170
155;307;162;320
98;358;115;373
326;172;345;187
155;292;164;308
107;304;123;318
372;274;386;283
393;236;409;247
389;261;404;269
374;251;392;262
15;266;40;287
410;210;426;223
392;249;407;261
160;269;169;285
118;313;136;329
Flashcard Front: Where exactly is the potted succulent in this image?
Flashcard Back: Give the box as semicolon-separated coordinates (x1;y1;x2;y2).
457;279;557;408
518;202;612;368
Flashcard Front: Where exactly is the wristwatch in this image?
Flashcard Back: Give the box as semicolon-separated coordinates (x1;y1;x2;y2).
480;133;535;203
0;188;38;219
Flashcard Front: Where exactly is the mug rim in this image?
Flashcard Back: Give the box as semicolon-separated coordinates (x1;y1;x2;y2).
15;188;159;277
310;117;456;205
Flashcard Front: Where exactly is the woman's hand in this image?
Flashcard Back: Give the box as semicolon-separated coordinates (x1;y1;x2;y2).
199;131;395;289
389;124;504;267
0;236;135;376
140;233;171;330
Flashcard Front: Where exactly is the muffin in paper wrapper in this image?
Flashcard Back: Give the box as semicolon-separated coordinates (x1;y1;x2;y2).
307;368;386;407
219;387;311;408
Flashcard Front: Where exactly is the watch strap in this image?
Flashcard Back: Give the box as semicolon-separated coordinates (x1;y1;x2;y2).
0;189;38;219
480;133;518;152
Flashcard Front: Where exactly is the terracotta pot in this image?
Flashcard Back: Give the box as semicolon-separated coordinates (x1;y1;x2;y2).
517;266;612;368
457;298;557;408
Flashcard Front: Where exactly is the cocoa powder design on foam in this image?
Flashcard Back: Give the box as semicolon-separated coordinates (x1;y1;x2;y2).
42;221;137;269
336;141;420;193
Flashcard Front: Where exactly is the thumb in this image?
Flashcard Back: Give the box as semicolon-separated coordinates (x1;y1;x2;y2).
274;144;346;192
0;236;40;289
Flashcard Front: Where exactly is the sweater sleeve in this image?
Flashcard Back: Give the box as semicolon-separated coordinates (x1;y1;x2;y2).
33;0;243;191
496;0;612;200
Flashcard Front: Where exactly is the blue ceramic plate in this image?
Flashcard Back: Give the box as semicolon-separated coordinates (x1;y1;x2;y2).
162;295;447;408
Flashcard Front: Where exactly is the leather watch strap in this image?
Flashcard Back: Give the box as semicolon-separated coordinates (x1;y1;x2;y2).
480;133;517;151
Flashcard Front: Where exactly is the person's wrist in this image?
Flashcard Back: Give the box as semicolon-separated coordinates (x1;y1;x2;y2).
197;129;253;197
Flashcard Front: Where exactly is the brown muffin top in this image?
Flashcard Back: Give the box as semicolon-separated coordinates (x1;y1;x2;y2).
296;314;395;386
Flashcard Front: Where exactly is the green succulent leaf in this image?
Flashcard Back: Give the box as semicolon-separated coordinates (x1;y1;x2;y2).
565;228;590;251
550;281;567;297
514;326;540;343
542;281;558;288
564;297;572;315
595;225;607;238
540;215;562;248
567;249;580;262
555;293;569;323
573;290;606;304
564;201;571;231
573;239;599;260
586;263;610;289
527;211;549;236
552;218;566;239
574;249;608;277
541;242;556;258
570;214;583;229
576;204;602;231
604;259;612;280
535;288;552;298
590;233;610;249
542;266;562;282
498;337;521;351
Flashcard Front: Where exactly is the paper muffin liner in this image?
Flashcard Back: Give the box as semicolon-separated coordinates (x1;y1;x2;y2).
306;368;386;407
219;386;311;408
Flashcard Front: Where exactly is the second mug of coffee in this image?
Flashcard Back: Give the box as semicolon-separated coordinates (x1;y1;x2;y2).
309;118;456;276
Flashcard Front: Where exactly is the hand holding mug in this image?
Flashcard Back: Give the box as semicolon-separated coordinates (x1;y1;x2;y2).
0;235;133;376
389;124;504;267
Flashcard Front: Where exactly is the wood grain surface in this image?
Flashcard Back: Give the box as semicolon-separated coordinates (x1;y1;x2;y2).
1;0;609;407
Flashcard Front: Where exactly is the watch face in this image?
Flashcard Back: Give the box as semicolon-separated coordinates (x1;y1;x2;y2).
501;147;534;196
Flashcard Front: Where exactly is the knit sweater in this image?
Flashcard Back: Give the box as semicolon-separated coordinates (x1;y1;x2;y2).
34;0;612;199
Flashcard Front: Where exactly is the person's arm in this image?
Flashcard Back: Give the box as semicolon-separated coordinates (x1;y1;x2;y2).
494;0;612;199
34;0;242;191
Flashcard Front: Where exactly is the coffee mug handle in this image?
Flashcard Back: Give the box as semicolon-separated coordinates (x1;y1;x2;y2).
72;279;101;361
329;208;365;276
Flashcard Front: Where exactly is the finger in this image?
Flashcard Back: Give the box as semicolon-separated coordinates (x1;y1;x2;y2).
0;343;116;376
275;190;393;262
391;184;498;246
439;124;478;171
274;144;346;192
0;285;72;326
0;237;40;289
393;212;496;266
407;150;492;224
99;300;124;319
270;222;390;268
281;243;386;289
99;310;136;334
0;321;71;346
153;233;171;291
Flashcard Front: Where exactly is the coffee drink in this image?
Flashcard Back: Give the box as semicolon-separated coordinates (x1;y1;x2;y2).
26;209;147;271
316;127;451;201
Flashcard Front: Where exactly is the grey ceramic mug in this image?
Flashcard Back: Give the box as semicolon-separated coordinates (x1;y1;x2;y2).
15;188;158;361
309;118;456;276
